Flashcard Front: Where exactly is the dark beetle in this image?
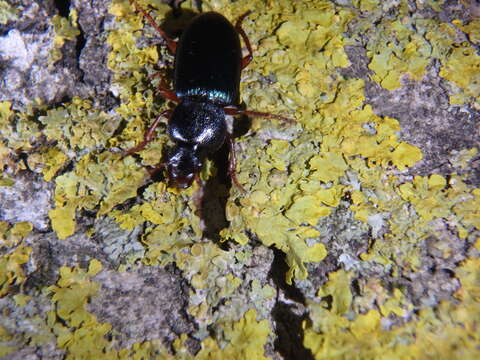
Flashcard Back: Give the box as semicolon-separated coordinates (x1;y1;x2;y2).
125;1;291;189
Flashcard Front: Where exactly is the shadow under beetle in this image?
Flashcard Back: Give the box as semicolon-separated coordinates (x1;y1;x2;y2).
124;0;293;190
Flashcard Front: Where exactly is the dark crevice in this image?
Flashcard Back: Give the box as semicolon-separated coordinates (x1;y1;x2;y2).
198;115;252;246
112;196;140;213
47;95;73;111
109;118;130;143
268;248;313;360
232;114;251;138
200;140;231;246
268;247;305;304
54;0;71;18
272;302;314;360
170;263;201;357
75;22;86;70
17;152;32;172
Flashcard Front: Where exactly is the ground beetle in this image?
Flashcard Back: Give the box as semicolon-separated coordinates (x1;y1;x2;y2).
124;0;292;190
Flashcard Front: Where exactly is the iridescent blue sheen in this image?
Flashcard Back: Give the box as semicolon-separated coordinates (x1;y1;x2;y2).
174;12;242;106
180;88;231;104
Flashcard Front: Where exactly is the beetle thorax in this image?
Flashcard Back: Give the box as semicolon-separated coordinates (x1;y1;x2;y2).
168;98;227;152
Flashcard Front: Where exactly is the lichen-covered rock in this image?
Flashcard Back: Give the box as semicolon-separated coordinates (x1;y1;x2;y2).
1;0;479;359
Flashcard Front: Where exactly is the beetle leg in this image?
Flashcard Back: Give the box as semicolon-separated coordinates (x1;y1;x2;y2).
157;75;180;103
123;109;172;156
224;106;295;124
235;11;253;69
192;173;205;214
227;135;246;193
158;89;179;102
129;0;177;53
148;72;179;103
145;162;166;177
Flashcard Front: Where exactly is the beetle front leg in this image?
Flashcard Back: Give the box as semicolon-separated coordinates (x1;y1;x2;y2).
123;109;172;156
129;0;177;53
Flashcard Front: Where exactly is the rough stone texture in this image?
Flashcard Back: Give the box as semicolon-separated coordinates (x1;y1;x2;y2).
365;64;480;184
24;227;112;290
72;0;119;109
0;0;117;110
88;265;196;349
0;294;65;360
0;172;53;231
0;0;86;109
341;46;480;186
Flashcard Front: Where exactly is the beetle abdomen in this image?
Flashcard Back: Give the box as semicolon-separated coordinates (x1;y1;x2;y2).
174;12;242;106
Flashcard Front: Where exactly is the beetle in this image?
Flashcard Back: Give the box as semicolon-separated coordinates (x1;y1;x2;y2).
124;0;292;190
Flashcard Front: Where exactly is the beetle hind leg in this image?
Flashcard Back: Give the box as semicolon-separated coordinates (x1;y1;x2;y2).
235;11;253;69
227;135;246;193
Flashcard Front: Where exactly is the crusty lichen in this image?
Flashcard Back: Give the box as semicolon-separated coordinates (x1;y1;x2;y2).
0;221;32;297
0;1;18;25
50;9;80;64
304;258;480;359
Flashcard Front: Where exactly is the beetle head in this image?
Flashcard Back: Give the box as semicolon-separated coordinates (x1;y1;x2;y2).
166;144;203;189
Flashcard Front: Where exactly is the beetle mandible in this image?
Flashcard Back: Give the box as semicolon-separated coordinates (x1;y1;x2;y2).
124;0;292;190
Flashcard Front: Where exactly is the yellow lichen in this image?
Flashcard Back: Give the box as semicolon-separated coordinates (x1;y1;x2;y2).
305;253;479;359
1;0;479;358
0;222;33;297
440;44;480;107
195;309;271;360
50;10;81;64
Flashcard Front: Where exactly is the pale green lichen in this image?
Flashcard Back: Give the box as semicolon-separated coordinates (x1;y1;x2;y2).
304;258;480;359
0;222;33;297
39;97;120;152
50;10;81;64
0;1;18;25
